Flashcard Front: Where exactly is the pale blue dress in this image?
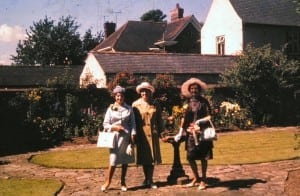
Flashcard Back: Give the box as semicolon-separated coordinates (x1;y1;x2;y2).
103;103;136;166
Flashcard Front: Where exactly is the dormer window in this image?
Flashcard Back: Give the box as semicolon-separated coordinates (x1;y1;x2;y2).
216;36;225;55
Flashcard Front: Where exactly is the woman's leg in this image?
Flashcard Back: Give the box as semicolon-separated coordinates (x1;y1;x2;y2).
142;165;148;184
188;160;200;183
198;159;208;190
121;164;128;186
200;159;208;182
102;165;116;188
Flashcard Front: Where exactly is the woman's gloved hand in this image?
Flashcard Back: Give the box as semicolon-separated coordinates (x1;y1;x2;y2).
174;128;184;142
126;144;133;155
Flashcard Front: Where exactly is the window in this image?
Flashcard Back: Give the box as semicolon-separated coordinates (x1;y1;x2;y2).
216;36;225;55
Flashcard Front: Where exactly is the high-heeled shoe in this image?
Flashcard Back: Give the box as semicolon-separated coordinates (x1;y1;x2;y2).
121;181;127;192
101;184;109;192
121;185;127;192
184;179;199;187
198;181;207;190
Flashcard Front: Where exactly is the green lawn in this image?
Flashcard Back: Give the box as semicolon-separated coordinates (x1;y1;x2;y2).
0;178;63;196
30;129;300;168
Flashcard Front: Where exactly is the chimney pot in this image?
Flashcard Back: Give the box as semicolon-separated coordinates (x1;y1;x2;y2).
170;3;184;22
104;22;116;38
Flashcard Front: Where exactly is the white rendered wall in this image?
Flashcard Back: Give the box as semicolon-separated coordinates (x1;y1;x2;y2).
80;53;107;88
201;0;243;55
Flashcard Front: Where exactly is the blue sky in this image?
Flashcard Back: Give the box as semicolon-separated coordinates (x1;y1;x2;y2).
0;0;212;65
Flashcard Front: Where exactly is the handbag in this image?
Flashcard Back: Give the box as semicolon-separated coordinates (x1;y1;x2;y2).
196;119;217;141
97;130;116;148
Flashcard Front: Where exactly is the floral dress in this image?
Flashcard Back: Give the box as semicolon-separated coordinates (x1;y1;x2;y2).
132;98;164;165
103;103;136;166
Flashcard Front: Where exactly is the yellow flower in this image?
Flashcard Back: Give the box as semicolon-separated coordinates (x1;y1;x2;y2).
247;120;252;126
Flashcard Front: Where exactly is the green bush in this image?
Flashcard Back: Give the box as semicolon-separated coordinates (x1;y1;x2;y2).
221;44;300;125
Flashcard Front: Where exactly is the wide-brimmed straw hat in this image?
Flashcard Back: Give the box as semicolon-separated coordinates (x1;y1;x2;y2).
181;78;207;97
136;82;155;94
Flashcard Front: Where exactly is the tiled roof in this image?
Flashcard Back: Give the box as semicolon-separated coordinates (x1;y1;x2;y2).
164;15;201;41
92;15;201;52
92;52;235;74
230;0;300;26
93;21;166;52
0;66;83;88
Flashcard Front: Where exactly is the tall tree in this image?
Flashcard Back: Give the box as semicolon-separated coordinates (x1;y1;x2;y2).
140;9;166;22
11;16;101;66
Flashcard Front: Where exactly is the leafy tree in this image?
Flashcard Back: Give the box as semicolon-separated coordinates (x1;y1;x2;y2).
140;9;166;22
82;29;103;57
11;16;102;66
221;44;300;125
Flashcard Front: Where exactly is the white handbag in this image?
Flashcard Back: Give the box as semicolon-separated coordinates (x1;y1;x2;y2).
195;119;217;141
97;130;116;148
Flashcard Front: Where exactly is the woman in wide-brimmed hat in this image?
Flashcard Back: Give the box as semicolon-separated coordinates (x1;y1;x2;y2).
181;77;208;98
132;82;164;189
176;78;213;190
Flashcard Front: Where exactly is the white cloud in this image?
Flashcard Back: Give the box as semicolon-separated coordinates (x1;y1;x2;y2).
0;24;25;42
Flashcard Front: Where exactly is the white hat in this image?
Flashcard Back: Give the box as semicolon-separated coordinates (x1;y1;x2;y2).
136;82;155;94
181;78;207;97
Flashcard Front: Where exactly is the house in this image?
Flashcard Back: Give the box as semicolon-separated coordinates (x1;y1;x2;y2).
80;4;220;88
201;0;300;59
80;52;235;88
92;3;202;54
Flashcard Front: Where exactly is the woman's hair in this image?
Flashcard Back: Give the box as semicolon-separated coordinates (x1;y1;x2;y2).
188;83;202;92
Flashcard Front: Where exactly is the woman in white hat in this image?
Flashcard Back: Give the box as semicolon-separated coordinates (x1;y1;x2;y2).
101;85;136;192
132;82;164;189
176;78;213;190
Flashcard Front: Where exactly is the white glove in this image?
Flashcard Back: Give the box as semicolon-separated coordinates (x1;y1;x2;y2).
174;128;183;142
126;144;133;155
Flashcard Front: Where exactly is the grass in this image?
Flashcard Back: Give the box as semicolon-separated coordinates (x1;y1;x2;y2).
30;129;300;168
0;178;63;196
210;130;300;165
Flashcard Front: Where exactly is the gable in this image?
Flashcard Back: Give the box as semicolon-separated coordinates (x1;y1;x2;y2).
164;15;201;41
201;0;243;55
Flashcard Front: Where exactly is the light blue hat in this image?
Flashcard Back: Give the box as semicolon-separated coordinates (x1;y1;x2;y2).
113;85;125;94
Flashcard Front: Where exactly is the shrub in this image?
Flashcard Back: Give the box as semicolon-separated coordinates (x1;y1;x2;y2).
212;101;253;130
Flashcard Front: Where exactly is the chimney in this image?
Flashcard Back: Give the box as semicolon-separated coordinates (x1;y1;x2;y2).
170;3;184;22
104;22;116;38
